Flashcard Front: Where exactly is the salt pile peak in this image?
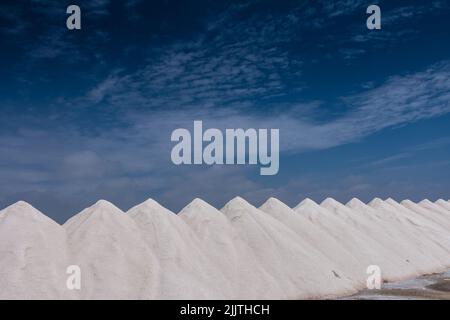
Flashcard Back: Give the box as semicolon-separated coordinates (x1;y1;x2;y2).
346;197;367;207
323;197;424;280
297;198;408;282
0;201;61;226
294;197;318;209
128;198;173;216
293;198;327;222
436;199;450;211
0;201;68;300
180;198;283;299
350;198;446;276
0;196;450;300
384;198;442;230
372;199;450;271
346;197;381;221
419;199;450;217
179;198;230;234
389;197;450;250
64;200;160;300
130;198;231;299
222;197;356;299
260;197;363;294
179;198;238;293
401;199;450;230
64;200;125;232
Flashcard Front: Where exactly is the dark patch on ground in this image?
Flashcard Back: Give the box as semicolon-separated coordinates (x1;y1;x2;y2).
332;270;341;278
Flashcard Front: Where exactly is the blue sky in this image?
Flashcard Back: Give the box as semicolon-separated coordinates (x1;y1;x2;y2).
0;0;449;223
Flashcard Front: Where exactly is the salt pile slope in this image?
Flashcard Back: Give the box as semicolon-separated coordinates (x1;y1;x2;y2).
64;200;160;299
324;198;430;280
128;199;228;299
405;199;450;229
385;198;447;231
369;199;450;270
436;199;450;211
0;202;68;300
221;197;356;299
259;198;364;292
179;198;286;299
326;197;434;278
401;200;450;231
347;198;445;276
419;200;450;219
295;199;408;282
385;198;450;244
321;198;426;279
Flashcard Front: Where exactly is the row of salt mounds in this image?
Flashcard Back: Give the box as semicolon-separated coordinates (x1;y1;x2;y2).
375;199;450;267
63;200;160;299
128;199;233;299
347;199;446;276
436;199;450;211
259;198;365;291
0;202;69;299
346;198;445;276
0;197;449;299
178;198;287;299
296;198;432;282
402;200;450;231
220;197;357;299
397;199;450;266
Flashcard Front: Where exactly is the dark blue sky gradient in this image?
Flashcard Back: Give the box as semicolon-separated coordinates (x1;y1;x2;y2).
0;0;449;223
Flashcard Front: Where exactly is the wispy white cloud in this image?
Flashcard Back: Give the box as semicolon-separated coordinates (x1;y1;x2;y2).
1;1;450;220
97;59;450;153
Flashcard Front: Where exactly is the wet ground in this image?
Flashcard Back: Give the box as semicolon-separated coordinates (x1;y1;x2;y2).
343;270;450;300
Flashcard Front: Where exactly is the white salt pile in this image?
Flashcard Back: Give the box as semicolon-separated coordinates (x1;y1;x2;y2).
436;199;450;211
369;199;449;271
0;196;449;300
128;199;229;299
384;198;450;253
297;198;416;282
419;199;450;218
402;199;450;230
221;197;356;299
260;198;365;292
64;200;160;299
321;198;420;281
179;198;285;299
349;198;445;276
0;202;68;300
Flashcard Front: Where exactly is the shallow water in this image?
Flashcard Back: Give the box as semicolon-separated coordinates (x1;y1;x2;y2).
343;270;450;300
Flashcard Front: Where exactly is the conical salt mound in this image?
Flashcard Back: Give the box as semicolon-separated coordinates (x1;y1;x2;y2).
436;199;450;211
350;198;447;275
419;200;450;218
294;198;318;210
401;200;450;230
64;200;124;231
386;199;450;266
371;199;450;270
129;198;228;299
346;198;367;207
322;198;425;280
179;198;285;299
2;193;450;300
296;198;407;282
64;200;160;299
385;198;446;230
260;198;363;295
0;202;69;300
321;197;344;208
222;197;354;299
